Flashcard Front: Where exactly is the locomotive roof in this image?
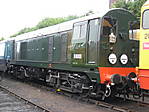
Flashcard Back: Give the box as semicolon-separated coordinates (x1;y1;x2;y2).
9;8;131;41
14;14;103;41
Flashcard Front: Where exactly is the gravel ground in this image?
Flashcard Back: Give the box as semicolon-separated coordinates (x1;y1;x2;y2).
0;88;43;112
0;77;114;112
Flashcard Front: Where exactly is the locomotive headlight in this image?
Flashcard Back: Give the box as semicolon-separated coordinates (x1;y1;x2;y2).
120;54;128;64
108;53;117;64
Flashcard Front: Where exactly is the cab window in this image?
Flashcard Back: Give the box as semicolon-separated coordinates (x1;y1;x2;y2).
102;18;117;35
72;21;87;49
72;21;87;40
102;17;117;43
129;21;140;40
73;25;80;39
143;10;149;29
87;19;99;64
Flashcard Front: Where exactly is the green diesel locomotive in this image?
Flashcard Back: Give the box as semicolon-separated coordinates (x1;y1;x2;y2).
0;8;139;99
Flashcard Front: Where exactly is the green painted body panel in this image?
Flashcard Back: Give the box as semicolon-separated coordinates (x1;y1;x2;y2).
53;34;61;62
38;37;49;61
71;21;88;66
17;36;49;62
71;38;86;65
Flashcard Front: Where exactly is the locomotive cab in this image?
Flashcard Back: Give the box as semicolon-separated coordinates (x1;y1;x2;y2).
98;9;139;98
71;9;139;99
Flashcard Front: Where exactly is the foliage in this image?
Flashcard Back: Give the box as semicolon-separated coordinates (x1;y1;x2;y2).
36;17;65;29
84;10;94;16
0;37;4;41
112;0;129;9
10;15;78;38
36;15;78;29
128;0;147;17
112;0;147;18
10;27;37;37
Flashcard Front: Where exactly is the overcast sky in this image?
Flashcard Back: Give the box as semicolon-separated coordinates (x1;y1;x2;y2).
0;0;109;38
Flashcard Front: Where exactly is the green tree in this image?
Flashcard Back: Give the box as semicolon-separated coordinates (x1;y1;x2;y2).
112;0;147;18
10;15;78;37
36;17;65;29
128;0;147;17
36;15;78;29
0;37;4;41
65;15;78;21
10;27;37;38
112;0;129;9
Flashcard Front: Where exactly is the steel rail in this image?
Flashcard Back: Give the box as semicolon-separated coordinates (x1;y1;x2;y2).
0;84;50;112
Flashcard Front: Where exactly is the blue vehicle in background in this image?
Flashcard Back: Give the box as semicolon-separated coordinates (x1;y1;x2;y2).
0;39;14;80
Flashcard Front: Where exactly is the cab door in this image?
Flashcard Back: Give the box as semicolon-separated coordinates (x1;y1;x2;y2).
53;34;61;63
87;19;100;65
60;32;68;62
71;21;88;65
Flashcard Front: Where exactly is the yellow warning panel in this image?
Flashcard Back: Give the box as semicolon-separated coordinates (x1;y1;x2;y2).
139;1;149;69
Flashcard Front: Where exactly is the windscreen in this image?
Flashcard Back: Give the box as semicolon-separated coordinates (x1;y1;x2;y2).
143;10;149;29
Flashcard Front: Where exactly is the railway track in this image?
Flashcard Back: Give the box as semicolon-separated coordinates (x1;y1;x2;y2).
20;78;149;112
1;77;149;112
29;80;149;112
0;84;50;112
97;96;149;112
